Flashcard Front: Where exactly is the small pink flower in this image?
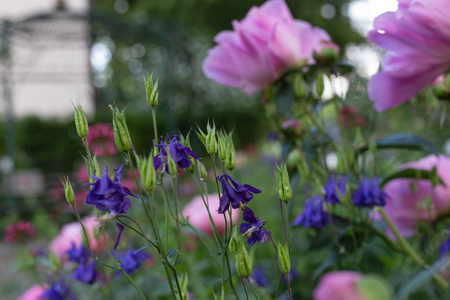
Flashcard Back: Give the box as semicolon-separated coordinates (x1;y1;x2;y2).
203;0;333;94
313;271;366;300
49;216;102;256
368;0;450;111
19;284;47;300
4;220;36;243
182;194;240;235
382;155;450;238
85;123;117;157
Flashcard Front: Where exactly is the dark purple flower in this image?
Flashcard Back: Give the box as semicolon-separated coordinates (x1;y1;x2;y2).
154;134;199;173
70;261;98;285
86;165;138;216
352;176;388;207
291;196;329;228
250;268;270;287
66;243;89;265
117;249;151;275
240;207;271;246
217;174;261;214
41;280;77;300
440;229;450;259
324;175;347;204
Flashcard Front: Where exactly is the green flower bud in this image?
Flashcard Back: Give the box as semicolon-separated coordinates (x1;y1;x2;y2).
229;226;239;254
433;82;449;99
109;105;132;152
178;273;190;300
168;153;178;178
185;156;196;173
277;242;290;275
235;238;253;278
277;163;292;202
225;131;236;171
286;149;303;169
74;104;89;138
84;155;101;186
138;153;157;193
294;73;305;99
316;72;325;97
198;161;208;182
60;176;76;205
206;122;218;155
144;73;158;108
217;132;227;162
356;275;393;300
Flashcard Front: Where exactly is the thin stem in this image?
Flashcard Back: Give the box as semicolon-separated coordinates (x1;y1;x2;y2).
225;251;240;300
286;273;293;300
151;108;158;155
284;201;290;251
280;199;290;250
71;206;116;270
101;222;118;263
172;177;181;260
119;268;148;300
247;278;260;300
274;274;283;300
377;208;448;290
241;277;249;300
82;137;94;168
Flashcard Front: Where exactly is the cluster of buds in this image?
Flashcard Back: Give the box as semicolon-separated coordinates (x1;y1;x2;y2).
109;105;132;153
135;153;157;193
144;73;159;109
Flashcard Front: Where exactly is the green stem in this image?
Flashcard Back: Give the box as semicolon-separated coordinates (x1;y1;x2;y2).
151;108;158;155
119;267;148;300
247;277;260;300
172;177;181;261
286;273;293;300
280;199;290;251
275;274;283;300
377;208;448;290
241;277;249;300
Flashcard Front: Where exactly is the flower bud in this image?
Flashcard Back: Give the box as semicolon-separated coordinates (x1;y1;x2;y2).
229;226;239;254
225;131;236;171
84;156;100;185
109;105;132;152
277;242;290;275
139;154;157;193
185;156;196;173
314;41;340;63
168;153;178;178
432;74;450;100
74;104;89;138
287;149;303;169
316;73;325;97
235;238;253;278
60;176;76;205
179;273;190;300
293;73;305;99
198;161;208;181
206;122;218;155
144;73;159;108
217;133;227;162
277;163;292;202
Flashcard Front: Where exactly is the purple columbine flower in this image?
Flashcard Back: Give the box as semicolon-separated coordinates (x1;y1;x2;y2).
117;249;151;275
41;280;77;300
250;268;270;287
240;207;271;246
291;196;329;229
217;174;261;214
86;165;138;216
440;229;450;259
66;243;89;265
324;175;347;204
153;134;199;173
352;176;388;207
70;261;98;285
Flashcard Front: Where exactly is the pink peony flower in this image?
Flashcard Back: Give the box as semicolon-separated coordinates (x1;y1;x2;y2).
313;271;366;300
182;194;240;235
368;0;450;111
19;284;47;300
202;0;333;94
382;155;450;238
49;216;102;256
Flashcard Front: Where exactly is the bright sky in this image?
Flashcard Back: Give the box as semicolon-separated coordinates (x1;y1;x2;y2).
348;0;398;35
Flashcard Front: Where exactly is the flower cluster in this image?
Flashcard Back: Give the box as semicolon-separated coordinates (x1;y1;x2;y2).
4;220;36;243
352;176;388;207
85;123;117;157
292;196;329;229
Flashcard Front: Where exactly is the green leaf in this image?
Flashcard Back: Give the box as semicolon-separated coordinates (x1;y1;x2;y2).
134;243;150;255
395;261;444;300
167;247;178;259
381;167;444;187
356;134;439;156
334;61;354;75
